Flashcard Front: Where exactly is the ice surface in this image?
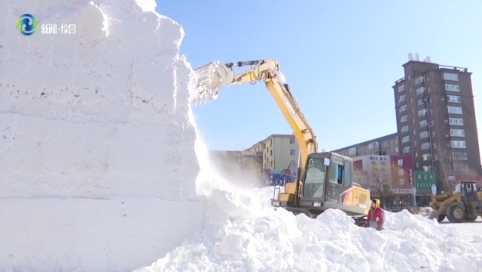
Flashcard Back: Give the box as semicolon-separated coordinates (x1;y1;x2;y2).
0;0;205;271
138;186;482;272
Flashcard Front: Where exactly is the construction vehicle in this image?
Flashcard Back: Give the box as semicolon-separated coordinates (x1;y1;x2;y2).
193;60;372;226
428;180;482;223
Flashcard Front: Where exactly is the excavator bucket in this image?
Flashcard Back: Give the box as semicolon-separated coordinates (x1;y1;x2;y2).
191;61;235;105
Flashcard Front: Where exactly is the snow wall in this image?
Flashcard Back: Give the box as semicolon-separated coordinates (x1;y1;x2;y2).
0;0;205;271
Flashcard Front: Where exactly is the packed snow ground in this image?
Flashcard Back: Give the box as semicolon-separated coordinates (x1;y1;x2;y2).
136;180;482;272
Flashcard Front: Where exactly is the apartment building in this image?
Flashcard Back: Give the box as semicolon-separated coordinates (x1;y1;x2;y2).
331;133;399;158
247;134;299;173
393;54;481;190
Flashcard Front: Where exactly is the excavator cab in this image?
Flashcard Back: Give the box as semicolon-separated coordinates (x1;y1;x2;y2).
271;152;371;219
453;181;480;202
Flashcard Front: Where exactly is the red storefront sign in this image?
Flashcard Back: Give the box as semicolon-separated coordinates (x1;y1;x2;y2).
389;155;414;189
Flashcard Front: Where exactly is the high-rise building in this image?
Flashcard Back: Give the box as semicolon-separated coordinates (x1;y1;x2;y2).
393;54;481;191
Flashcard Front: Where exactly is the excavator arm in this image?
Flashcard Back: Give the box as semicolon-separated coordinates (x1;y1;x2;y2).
193;60;317;177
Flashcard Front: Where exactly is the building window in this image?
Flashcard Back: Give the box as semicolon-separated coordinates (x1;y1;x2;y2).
271;149;273;155
368;142;379;150
395;147;399;153
416;98;425;106
445;84;460;92
415;87;425;95
398;85;405;92
422;153;432;161
402;146;410;153
453;164;469;172
289;137;295;144
289;149;296;155
401;136;410;143
400;115;408;122
451;140;466;148
348;147;356;155
400;105;407;112
290;160;297;168
419;120;427;127
415;76;424;84
449;117;464;126
421;142;430;150
399;95;406;102
401;125;408;133
450;129;465;137
447;106;462;114
444;73;459;81
420;131;429;139
453;152;468;160
418;109;427;117
447;95;461;103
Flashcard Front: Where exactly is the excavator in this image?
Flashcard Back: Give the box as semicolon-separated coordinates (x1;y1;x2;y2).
192;60;372;226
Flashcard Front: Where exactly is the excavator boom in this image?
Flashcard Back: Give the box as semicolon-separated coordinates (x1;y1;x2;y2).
193;60;317;176
193;59;372;224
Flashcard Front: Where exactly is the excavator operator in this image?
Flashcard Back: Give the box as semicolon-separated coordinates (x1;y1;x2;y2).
366;199;384;230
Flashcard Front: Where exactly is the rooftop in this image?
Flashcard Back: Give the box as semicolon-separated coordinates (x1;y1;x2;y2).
331;133;397;152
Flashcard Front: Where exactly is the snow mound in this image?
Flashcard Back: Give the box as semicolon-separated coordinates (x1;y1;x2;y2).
138;187;482;272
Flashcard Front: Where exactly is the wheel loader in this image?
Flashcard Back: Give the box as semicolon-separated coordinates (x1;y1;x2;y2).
428;181;482;223
192;59;372;226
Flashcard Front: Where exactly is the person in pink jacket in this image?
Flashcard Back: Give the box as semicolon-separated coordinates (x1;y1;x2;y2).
366;199;384;230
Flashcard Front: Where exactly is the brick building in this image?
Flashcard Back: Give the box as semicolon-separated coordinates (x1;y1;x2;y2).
393;54;481;191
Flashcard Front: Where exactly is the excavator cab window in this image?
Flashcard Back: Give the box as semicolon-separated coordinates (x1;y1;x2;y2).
337;165;343;185
302;157;326;199
343;161;351;187
328;160;344;200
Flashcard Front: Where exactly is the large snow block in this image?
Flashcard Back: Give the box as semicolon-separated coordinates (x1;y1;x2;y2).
0;0;203;271
0;198;204;271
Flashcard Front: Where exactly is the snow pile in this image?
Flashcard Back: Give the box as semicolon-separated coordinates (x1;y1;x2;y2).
138;186;482;272
0;0;205;271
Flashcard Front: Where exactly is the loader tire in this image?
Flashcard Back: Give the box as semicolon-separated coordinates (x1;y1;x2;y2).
465;213;478;222
437;215;446;222
446;203;466;223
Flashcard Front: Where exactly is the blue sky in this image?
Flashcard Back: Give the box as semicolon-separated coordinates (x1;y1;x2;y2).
156;1;482;152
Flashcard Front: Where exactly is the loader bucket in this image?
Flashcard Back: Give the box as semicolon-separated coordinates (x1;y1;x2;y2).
428;209;439;220
191;61;235;105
